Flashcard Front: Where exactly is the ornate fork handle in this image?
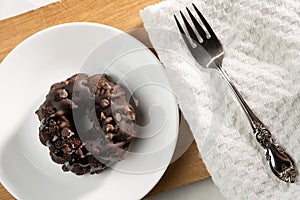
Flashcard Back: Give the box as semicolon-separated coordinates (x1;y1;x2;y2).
217;65;297;183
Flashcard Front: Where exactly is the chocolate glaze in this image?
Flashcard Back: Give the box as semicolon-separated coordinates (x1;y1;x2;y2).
36;73;136;175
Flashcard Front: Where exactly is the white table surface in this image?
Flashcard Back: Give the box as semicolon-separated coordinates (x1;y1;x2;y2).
0;1;225;199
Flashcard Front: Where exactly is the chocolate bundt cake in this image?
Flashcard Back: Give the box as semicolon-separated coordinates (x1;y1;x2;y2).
36;73;136;175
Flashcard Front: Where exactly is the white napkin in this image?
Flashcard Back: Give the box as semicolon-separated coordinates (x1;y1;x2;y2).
0;0;59;20
140;0;300;199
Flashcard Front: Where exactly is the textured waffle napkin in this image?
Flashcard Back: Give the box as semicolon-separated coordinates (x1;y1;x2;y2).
140;0;300;199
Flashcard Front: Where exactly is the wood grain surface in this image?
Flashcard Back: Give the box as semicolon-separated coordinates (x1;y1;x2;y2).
0;0;210;199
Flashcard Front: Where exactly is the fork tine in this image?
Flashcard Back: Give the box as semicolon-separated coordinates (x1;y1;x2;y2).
174;15;194;51
179;11;200;44
192;3;217;39
186;7;207;39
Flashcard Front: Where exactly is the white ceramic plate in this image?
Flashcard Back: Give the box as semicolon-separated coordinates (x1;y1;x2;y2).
0;22;179;200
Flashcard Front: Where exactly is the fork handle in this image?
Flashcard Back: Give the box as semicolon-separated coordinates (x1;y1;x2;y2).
217;65;297;183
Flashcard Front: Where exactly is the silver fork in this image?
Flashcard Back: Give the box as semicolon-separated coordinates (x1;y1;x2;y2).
174;4;296;183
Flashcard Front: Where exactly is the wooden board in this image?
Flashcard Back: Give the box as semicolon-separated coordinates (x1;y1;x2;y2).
0;0;210;199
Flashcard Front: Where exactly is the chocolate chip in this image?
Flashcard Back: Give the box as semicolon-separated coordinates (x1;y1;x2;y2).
103;83;112;90
78;148;84;157
69;137;82;149
100;112;106;119
106;124;115;132
105;117;113;123
100;99;110;108
54;139;65;149
61;128;70;137
131;113;136;121
115;113;122;121
49;119;57;126
63;144;72;153
58;89;68;99
46;106;55;115
105;133;114;140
